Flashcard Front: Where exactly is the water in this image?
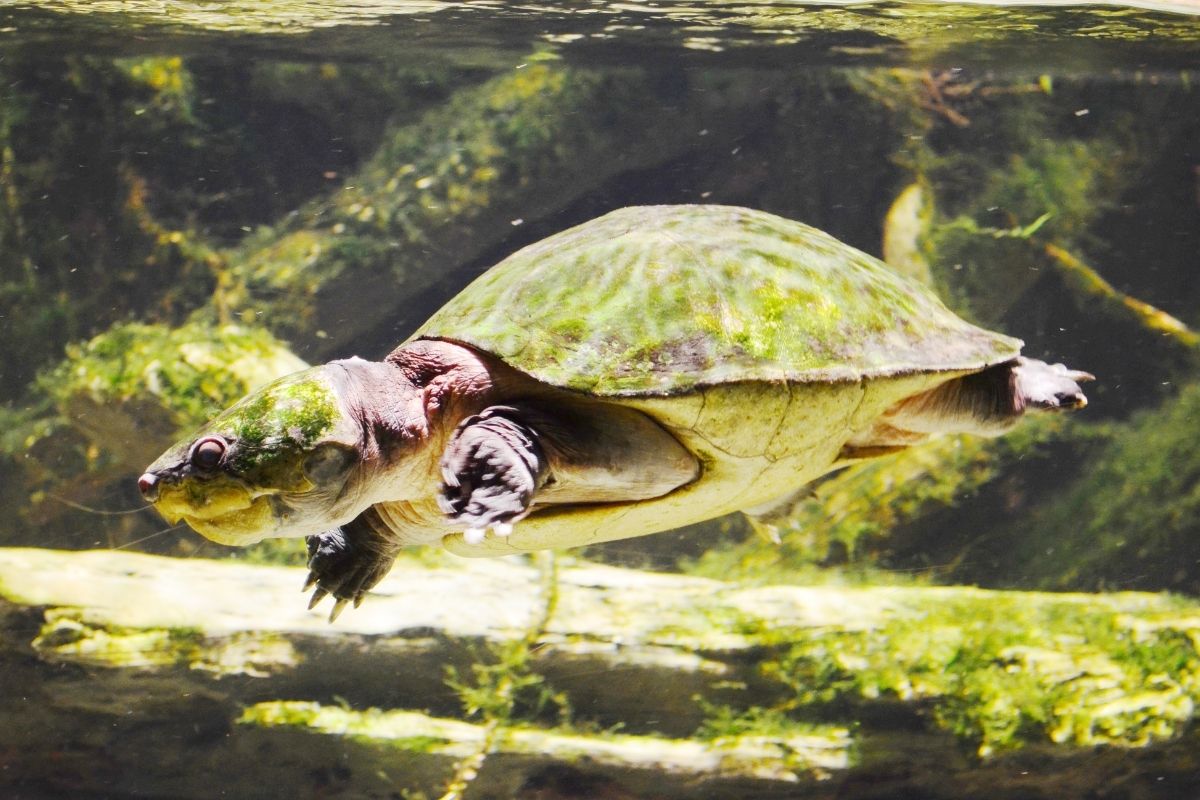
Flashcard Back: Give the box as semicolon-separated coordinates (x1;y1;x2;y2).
0;3;1198;798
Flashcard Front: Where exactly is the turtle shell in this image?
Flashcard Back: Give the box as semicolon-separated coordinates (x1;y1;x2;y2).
413;205;1020;396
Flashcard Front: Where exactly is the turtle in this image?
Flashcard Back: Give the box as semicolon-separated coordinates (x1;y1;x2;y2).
138;205;1092;620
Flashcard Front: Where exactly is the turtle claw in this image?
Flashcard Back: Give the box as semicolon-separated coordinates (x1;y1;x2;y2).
305;570;368;620
302;511;400;621
328;599;349;623
463;522;515;545
307;586;329;610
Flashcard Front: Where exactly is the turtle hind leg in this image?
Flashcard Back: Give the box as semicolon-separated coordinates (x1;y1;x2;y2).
438;400;700;543
1010;356;1093;413
884;356;1094;438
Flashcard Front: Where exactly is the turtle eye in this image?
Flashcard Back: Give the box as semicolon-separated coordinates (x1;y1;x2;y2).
190;437;226;471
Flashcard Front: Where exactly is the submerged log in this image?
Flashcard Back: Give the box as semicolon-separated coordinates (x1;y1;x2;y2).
2;547;1200;798
1043;242;1199;350
224;62;782;362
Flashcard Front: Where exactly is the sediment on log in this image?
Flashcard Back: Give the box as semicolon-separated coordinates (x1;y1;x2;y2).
3;547;1200;799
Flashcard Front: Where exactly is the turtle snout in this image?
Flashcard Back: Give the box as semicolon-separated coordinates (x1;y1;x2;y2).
138;472;161;502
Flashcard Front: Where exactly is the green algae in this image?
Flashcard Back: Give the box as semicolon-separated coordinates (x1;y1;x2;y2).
41;320;308;435
240;699;853;781
209;368;338;476
241;702;463;755
445;551;567;730
0;55;218;396
695;701;849;750
32;612;181;669
693;588;1200;756
228;63;674;341
926;136;1128;325
115;56;196;120
230;582;1200;759
6;547;1200;776
31;609;299;676
987;382;1200;595
415;205;1018;396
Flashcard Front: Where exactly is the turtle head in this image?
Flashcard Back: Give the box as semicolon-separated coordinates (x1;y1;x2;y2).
138;365;365;546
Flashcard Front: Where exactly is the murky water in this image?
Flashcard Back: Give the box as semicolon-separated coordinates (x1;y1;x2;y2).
0;3;1198;798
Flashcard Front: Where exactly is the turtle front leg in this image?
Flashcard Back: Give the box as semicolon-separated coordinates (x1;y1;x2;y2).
304;505;401;621
438;406;549;544
438;400;699;547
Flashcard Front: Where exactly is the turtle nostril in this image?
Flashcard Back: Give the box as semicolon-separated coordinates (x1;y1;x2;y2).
138;473;159;501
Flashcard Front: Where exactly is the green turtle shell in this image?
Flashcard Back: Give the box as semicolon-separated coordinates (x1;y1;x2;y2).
413;205;1020;396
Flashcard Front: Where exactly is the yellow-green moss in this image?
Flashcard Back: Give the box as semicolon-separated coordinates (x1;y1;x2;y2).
698;589;1200;756
993;382;1200;594
241;702;462;755
240;699;854;778
116;56;195;118
415;205;1017;396
30;610;299;676
229;63;621;335
41;320;307;433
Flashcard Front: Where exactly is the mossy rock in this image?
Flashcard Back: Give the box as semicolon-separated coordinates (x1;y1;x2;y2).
37;321;306;472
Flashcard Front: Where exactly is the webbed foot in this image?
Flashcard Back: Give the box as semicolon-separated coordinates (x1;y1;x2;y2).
439;406;548;542
303;507;398;621
1012;356;1094;412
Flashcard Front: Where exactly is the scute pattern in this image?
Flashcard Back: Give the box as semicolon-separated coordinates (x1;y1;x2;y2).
413;205;1020;396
